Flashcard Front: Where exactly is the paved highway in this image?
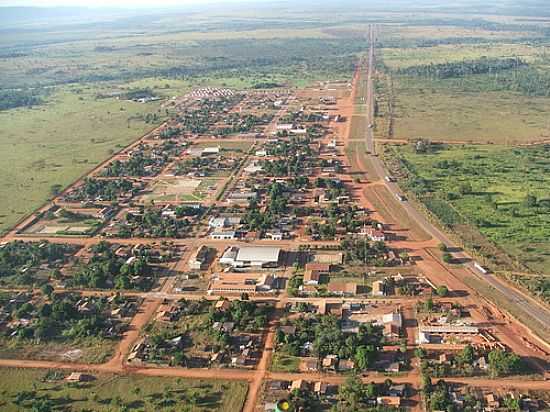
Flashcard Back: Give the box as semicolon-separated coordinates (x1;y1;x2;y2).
363;26;550;339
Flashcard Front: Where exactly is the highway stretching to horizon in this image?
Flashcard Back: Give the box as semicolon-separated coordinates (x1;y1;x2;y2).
363;25;550;344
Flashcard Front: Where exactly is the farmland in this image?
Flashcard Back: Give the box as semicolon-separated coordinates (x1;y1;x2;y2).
0;367;247;412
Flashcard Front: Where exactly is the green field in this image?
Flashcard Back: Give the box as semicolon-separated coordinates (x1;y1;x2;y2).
381;76;550;143
0;336;116;364
389;143;550;280
270;353;300;373
376;23;550;144
0;367;248;412
0;87;161;234
380;43;539;70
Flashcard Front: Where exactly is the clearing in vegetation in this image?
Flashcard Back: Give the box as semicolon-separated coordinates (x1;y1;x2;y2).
0;367;247;412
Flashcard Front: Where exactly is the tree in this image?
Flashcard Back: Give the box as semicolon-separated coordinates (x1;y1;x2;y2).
30;399;53;412
354;346;375;370
488;349;522;377
365;382;377;398
114;275;130;290
458;182;472;195
415;347;426;359
52;269;63;280
436;285;449;297
41;284;54;299
524;194;538;208
504;395;520;411
337;374;365;411
438;243;448;252
49;184;63;197
458;344;475;365
425;297;434;312
442;252;453;264
421;372;432;396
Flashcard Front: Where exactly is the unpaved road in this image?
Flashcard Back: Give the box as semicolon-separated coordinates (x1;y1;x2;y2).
362;25;550;346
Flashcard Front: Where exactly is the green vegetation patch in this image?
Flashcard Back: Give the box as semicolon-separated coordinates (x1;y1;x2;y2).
383;74;550;143
0;367;247;412
0;86;161;234
390;143;550;280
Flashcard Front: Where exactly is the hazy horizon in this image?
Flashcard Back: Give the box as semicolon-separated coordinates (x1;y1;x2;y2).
0;0;261;7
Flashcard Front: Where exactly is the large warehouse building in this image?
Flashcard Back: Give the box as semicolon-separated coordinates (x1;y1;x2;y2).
219;246;282;268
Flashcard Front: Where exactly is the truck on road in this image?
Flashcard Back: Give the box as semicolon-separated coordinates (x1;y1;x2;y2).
473;262;488;274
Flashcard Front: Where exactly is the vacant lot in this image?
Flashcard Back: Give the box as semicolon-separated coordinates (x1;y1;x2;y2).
0;87;160;234
0;336;116;364
0;367;247;412
390;143;550;278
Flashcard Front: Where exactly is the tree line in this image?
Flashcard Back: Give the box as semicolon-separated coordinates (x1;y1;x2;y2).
396;57;526;79
0;89;43;111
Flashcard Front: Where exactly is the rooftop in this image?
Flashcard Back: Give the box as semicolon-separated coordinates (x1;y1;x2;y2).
236;246;281;263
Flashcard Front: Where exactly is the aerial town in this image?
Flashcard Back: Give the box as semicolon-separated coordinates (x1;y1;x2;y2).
1;22;549;412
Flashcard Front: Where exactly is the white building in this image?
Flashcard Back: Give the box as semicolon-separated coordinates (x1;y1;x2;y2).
188;245;210;270
209;217;229;228
210;231;236;240
202;147;220;156
219;246;282;268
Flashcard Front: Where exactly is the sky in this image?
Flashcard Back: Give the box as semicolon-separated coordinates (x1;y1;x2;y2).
0;0;249;6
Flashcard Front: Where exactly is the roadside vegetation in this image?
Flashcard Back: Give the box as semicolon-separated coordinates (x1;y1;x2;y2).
386;142;550;301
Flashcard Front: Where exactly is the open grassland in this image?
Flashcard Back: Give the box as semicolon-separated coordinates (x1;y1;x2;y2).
270;353;300;373
0;367;247;412
0;27;362;90
390;143;550;279
379;25;536;44
0;86;161;234
378;75;550;143
380;43;539;70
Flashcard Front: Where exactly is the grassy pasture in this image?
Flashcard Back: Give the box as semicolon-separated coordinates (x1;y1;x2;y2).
0;367;247;412
391;143;550;276
382;75;550;143
379;25;535;43
270;353;300;372
380;43;538;70
0;86;161;234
